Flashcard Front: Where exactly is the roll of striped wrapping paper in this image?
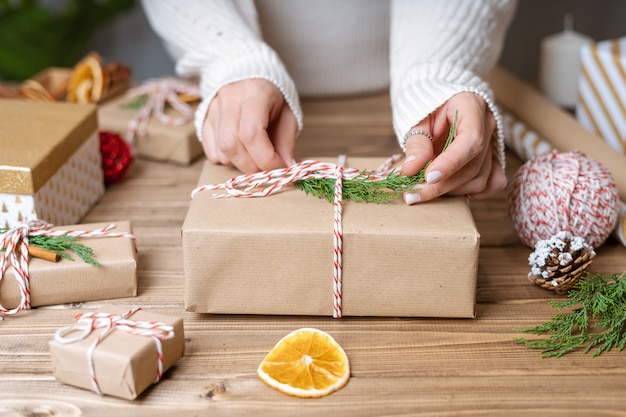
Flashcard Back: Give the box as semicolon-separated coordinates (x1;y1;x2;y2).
576;38;626;156
502;109;626;247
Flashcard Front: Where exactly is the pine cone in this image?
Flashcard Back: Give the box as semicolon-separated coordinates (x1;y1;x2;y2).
528;231;596;294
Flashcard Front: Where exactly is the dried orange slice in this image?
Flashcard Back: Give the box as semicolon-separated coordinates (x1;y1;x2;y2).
67;52;108;103
257;328;350;398
177;92;200;103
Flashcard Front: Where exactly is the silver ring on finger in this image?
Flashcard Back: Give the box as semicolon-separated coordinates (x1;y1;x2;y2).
402;129;433;149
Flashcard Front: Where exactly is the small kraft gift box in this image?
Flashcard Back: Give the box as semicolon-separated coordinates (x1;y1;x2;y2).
577;37;626;155
0;221;138;315
97;78;204;165
182;157;481;318
49;304;185;400
0;99;105;229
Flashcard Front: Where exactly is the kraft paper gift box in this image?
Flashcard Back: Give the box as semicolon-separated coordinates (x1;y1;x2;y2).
98;90;204;165
0;221;137;310
577;37;626;155
0;99;105;229
49;304;185;400
182;158;480;318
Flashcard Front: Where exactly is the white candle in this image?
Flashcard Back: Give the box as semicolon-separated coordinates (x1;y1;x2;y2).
539;15;593;108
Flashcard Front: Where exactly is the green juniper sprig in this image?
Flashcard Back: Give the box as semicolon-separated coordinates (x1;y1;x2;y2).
298;111;459;203
515;271;626;358
1;230;100;266
122;94;149;110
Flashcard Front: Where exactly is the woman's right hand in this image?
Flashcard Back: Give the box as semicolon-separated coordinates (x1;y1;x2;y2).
202;78;298;174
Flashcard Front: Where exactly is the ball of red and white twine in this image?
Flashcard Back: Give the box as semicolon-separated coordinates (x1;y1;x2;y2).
508;150;620;248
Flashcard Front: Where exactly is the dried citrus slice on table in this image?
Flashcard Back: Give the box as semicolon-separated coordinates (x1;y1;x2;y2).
257;328;350;398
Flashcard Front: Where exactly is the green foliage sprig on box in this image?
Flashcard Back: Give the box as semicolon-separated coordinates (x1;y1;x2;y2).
0;0;136;81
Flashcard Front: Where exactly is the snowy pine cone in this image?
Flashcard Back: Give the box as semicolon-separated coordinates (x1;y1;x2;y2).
528;231;596;294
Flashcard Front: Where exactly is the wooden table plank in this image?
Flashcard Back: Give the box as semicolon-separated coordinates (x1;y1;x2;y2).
1;93;626;416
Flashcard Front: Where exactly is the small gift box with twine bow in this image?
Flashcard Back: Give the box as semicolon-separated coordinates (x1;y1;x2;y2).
49;304;184;400
182;157;480;318
0;221;137;316
98;77;204;165
0;99;105;229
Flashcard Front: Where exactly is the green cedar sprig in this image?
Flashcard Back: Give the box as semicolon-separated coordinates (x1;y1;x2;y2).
122;94;149;110
515;272;626;357
297;111;459;203
0;231;100;266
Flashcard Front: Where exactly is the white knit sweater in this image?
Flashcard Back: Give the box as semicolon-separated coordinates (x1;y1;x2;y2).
142;0;516;167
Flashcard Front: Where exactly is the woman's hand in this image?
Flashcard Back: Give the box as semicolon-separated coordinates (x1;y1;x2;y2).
401;92;507;204
202;78;298;174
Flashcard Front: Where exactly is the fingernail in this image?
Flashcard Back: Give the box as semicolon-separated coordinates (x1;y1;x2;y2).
404;193;421;205
401;155;416;169
426;170;442;184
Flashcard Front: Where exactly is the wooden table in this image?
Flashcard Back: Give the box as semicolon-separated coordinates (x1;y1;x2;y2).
2;94;626;416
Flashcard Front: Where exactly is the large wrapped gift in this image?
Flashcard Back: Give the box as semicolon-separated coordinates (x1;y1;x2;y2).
0;221;137;315
0;99;105;229
98;78;204;165
182;158;480;318
577;38;626;155
49;305;185;400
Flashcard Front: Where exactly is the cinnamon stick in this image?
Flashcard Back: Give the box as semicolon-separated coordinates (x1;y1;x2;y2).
2;245;61;262
28;245;61;262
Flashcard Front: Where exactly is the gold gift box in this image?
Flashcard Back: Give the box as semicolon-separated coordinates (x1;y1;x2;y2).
49;304;185;400
0;99;105;229
182;158;480;318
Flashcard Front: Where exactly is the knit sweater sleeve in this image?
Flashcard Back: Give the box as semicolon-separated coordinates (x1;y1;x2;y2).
390;0;517;169
140;0;303;141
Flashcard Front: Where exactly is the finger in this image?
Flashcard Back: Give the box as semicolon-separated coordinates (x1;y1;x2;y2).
237;96;287;172
404;137;490;205
423;107;489;187
462;158;507;200
269;104;298;166
405;145;505;204
401;121;435;177
239;107;286;171
215;95;262;173
442;151;493;196
203;99;230;165
404;159;481;204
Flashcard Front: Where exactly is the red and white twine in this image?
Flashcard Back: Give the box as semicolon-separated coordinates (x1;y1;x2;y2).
191;154;403;318
0;220;136;317
54;307;174;395
508;150;619;248
125;78;200;146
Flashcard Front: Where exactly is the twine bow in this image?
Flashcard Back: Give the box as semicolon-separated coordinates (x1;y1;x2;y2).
191;154;403;318
0;220;136;317
54;307;174;395
125;78;200;145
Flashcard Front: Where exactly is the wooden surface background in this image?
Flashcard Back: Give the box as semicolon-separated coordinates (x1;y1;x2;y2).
1;94;626;416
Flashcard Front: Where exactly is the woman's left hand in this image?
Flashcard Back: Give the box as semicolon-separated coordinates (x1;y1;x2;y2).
401;91;507;205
